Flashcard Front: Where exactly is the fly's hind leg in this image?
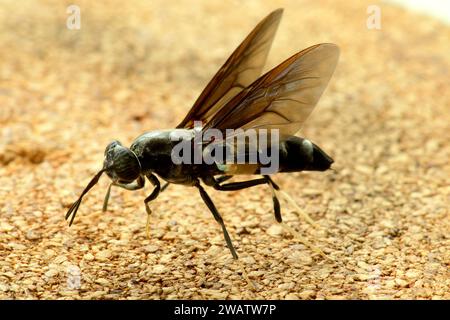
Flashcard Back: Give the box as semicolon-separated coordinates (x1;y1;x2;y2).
264;175;316;225
266;176;317;227
263;175;282;223
210;174;330;261
263;176;332;262
204;175;281;223
207;174;318;231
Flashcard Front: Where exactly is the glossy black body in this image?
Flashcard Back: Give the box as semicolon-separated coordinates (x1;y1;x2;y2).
129;129;333;186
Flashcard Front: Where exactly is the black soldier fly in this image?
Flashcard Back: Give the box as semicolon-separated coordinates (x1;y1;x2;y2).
66;8;339;261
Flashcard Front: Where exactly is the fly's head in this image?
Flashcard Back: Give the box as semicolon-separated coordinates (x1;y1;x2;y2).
65;140;141;227
104;140;141;184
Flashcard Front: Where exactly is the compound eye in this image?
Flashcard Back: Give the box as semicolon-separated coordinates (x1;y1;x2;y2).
104;140;122;156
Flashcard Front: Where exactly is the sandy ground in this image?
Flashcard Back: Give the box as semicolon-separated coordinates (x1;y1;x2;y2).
0;0;448;299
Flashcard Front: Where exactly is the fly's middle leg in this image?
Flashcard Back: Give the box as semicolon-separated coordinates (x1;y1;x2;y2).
195;180;238;260
196;178;260;290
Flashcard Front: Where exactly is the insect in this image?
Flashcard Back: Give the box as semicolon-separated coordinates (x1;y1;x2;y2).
66;8;339;261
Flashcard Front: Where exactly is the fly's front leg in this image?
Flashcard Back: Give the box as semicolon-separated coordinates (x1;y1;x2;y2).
144;173;161;238
103;176;145;212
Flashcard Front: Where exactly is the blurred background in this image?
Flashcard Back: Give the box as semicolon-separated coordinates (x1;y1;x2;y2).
389;0;450;24
0;0;448;299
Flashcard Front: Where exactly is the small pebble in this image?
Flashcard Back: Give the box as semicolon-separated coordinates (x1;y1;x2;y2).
95;250;112;261
298;290;316;300
152;264;168;274
266;225;283;236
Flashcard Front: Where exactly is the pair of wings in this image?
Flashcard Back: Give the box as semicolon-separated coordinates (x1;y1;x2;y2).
177;8;339;139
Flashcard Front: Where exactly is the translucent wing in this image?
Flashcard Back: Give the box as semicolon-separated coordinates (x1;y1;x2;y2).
204;43;340;136
202;43;339;175
177;9;283;128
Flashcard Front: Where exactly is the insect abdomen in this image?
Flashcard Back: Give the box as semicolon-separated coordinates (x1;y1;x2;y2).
279;136;333;173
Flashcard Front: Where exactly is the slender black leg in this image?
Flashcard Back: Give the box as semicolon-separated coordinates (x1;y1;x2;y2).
144;174;161;238
203;175;283;223
263;175;282;223
102;183;113;212
216;175;233;184
103;176;146;212
213;178;268;191
144;174;161;215
263;175;280;190
160;182;170;192
196;181;238;260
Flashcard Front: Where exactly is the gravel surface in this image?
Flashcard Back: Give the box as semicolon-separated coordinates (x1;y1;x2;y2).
0;0;448;299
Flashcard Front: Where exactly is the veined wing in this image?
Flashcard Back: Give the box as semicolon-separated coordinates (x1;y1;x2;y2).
177;9;283;128
202;43;339;175
204;43;340;136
